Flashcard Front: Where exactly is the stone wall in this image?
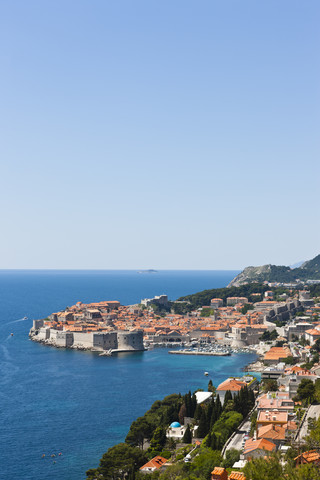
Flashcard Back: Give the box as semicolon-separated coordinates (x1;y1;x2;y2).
93;332;118;351
117;330;144;351
73;332;94;349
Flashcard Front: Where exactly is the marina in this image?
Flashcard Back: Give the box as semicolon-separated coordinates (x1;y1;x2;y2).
169;349;231;356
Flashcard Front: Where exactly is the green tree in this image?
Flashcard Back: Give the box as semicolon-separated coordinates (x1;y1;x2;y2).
311;338;320;352
178;403;187;425
243;453;284;480
297;379;315;403
149;426;167;452
182;424;192;444
197;409;209;438
222;448;241;468
208;380;216;394
190;448;222;480
241;303;254;314
260;330;278;341
262;379;278;392
283;356;295;365
125;418;152;449
305;416;320;449
223;390;233;408
86;443;148;480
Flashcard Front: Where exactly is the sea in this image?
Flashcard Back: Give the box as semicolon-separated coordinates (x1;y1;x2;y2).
0;269;258;480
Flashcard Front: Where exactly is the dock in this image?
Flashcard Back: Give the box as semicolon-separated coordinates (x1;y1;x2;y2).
168;350;231;356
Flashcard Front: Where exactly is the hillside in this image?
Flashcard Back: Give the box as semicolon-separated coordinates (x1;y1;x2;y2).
228;254;320;287
176;283;290;309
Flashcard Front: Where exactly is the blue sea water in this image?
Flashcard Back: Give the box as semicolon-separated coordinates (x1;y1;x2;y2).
0;270;257;480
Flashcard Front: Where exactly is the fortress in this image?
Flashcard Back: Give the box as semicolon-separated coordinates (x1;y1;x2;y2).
30;321;144;353
29;300;145;353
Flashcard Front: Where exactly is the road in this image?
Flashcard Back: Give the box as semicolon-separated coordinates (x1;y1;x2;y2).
296;404;320;443
225;417;251;453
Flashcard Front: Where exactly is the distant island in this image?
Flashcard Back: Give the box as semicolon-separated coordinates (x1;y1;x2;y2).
227;253;320;287
137;269;158;274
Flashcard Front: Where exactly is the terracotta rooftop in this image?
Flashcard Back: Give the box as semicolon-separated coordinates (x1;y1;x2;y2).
258;424;286;440
257;410;288;423
140;456;168;470
244;438;276;454
217;378;247;392
229;473;246;480
294;450;320;464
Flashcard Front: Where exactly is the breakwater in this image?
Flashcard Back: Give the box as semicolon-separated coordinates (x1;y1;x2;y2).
169;350;231;356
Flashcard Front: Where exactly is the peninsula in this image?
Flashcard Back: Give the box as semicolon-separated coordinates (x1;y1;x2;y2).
29;282;313;355
29;300;145;353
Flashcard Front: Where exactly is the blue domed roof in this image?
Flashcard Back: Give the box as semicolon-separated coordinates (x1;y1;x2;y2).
170;421;181;428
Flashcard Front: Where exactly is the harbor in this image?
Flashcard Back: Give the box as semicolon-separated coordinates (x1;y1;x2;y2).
169;349;230;356
167;345;256;356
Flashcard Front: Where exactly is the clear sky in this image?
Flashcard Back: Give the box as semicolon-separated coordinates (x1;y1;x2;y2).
1;1;319;270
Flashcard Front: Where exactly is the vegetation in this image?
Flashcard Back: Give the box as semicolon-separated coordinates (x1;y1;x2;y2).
283;356;296;365
86;443;148;480
262;379;278;392
221;448;241;469
243;453;320;480
87;384;256;480
260;330;278;341
295;379;316;405
305;415;320;450
182;424;192;444
229;253;320;286
200;308;214;317
207;380;216;395
177;283;290;310
241;303;254;314
125;394;183;449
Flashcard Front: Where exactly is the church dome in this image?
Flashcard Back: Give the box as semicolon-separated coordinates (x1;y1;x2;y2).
170;421;181;428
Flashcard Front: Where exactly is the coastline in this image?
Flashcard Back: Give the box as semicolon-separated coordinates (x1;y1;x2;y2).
2;269;251;480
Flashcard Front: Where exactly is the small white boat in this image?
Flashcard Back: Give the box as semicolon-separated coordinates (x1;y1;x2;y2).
99;349;113;356
204;371;209;376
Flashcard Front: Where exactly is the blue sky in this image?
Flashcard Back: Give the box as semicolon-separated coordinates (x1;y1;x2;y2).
1;1;319;269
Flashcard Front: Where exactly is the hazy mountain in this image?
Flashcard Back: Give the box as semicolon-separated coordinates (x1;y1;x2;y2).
228;254;320;287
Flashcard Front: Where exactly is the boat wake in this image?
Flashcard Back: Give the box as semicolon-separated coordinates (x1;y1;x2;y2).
0;317;28;329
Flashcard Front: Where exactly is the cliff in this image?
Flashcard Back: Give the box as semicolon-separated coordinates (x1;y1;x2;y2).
228;254;320;287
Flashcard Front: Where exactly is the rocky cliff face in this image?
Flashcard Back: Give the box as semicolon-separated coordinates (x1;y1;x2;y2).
228;254;320;287
228;264;274;287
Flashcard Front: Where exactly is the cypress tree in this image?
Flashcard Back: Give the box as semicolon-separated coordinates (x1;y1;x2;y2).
185;392;191;417
215;394;222;417
197;409;208;438
207;400;213;422
210;407;217;428
182;424;192;444
210;432;217;450
191;393;197;417
194;404;203;421
223;390;233;408
178;403;187;425
233;392;241;413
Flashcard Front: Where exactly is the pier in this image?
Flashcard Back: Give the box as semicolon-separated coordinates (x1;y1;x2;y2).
168;349;231;356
